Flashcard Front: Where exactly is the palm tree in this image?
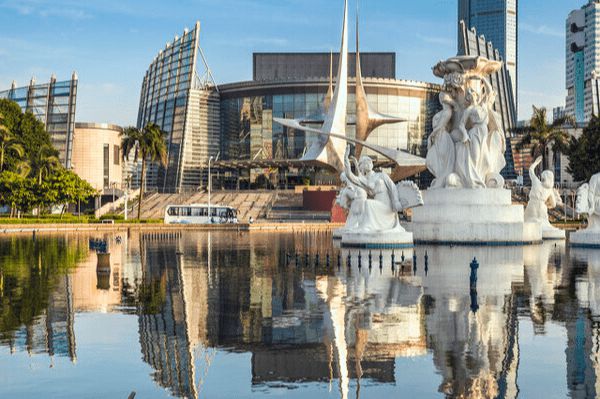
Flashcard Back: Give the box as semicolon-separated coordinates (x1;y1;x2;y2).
121;123;167;220
30;144;60;184
0;112;24;171
514;106;575;172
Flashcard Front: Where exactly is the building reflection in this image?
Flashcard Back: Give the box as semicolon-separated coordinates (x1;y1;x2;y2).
6;231;600;399
569;248;600;398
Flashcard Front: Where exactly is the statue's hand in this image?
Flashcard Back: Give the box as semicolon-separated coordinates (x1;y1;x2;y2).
394;200;406;212
344;145;351;160
533;156;543;167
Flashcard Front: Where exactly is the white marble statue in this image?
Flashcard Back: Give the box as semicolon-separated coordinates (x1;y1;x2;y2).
412;55;542;244
426;56;506;190
524;156;564;238
576;173;600;233
335;145;422;242
336;172;368;231
342;146;404;233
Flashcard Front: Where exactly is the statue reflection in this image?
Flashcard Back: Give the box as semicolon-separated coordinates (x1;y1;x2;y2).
417;246;524;399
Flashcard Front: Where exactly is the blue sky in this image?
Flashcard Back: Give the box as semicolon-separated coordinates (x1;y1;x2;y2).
0;0;578;126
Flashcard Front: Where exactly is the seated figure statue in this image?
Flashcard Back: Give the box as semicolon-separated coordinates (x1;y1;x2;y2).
341;146;405;233
524;156;564;237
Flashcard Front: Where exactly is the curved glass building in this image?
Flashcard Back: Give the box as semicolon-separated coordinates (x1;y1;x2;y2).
136;23;441;191
219;77;441;163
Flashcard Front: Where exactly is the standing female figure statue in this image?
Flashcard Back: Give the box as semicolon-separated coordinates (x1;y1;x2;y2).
427;90;458;188
455;76;496;188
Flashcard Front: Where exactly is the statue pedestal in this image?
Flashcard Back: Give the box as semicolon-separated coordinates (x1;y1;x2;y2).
570;230;600;248
542;226;566;240
340;230;414;249
410;188;542;245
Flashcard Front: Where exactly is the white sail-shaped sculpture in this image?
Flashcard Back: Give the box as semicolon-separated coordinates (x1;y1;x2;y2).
274;0;426;176
354;1;405;158
275;0;349;172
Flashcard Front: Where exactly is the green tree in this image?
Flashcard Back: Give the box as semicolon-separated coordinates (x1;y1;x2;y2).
514;106;575;171
0;99;53;168
30;144;60;185
0;126;24;172
567;115;600;182
0;171;36;217
46;168;97;217
121;123;167;220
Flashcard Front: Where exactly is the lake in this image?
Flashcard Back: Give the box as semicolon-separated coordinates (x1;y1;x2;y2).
0;230;597;398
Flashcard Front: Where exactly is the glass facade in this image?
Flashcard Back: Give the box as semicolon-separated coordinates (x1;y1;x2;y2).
0;74;78;168
219;80;440;164
137;21;220;193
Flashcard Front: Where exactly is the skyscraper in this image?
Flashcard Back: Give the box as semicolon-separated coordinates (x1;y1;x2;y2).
566;1;600;124
458;0;518;112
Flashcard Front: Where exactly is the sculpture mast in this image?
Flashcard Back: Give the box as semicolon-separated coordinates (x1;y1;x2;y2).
354;0;405;158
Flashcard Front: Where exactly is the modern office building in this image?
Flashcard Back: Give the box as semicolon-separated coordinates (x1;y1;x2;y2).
137;21;220;193
71;123;123;194
566;1;600;123
0;73;78;168
458;0;518;112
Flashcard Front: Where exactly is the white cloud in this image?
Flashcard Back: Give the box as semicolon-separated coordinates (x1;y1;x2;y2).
521;23;563;38
416;33;454;47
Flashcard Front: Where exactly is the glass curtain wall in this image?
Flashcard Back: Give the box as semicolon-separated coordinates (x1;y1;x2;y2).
0;75;78;168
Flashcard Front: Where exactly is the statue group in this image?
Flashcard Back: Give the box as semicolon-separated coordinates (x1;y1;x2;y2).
426;56;507;190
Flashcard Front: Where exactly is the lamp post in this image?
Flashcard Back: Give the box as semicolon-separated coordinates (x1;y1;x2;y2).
208;156;213;223
207;152;220;223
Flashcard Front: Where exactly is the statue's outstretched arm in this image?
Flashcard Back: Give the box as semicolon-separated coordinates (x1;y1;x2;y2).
480;77;496;106
530;156;542;186
343;145;362;187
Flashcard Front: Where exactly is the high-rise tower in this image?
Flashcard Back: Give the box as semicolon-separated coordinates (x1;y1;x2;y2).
459;0;518;113
565;1;600;124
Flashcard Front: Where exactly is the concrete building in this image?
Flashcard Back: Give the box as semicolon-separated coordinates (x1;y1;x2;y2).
0;73;78;168
71;123;123;195
566;1;600;123
459;0;518;112
252;52;395;81
553;106;567;122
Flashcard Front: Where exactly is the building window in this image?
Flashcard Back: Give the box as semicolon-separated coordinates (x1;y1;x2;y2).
113;145;120;165
103;144;110;188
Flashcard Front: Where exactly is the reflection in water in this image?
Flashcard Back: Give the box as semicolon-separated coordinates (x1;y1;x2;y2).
0;235;88;362
3;231;600;398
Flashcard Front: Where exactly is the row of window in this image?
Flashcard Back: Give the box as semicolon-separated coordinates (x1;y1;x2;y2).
167;206;236;218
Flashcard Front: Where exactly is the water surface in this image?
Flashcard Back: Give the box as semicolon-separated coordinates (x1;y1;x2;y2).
0;231;598;398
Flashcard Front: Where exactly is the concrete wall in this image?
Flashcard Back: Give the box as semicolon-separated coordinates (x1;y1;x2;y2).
72;123;123;192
